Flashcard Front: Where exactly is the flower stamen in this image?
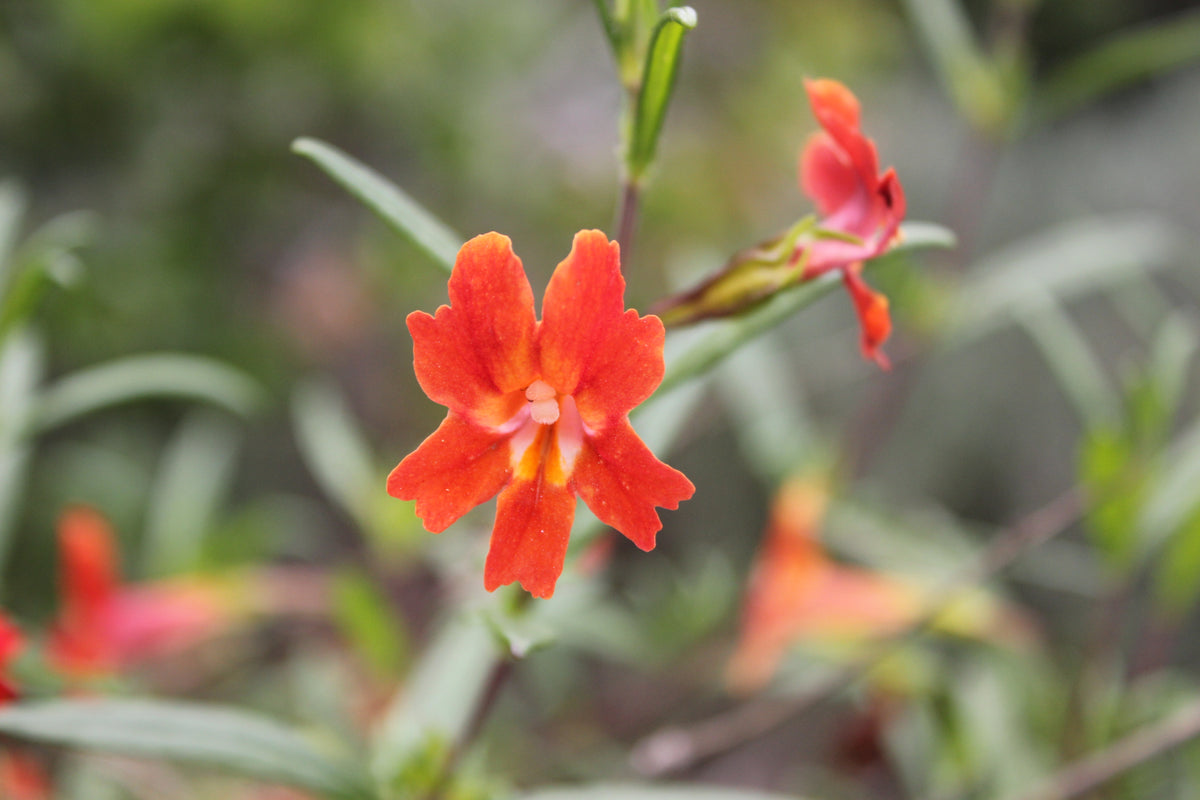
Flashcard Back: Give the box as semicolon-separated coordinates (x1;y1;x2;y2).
525;379;560;425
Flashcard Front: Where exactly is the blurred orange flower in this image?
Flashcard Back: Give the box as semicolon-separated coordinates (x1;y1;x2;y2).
0;613;22;703
727;476;1027;692
47;506;233;679
389;231;694;598
0;752;49;800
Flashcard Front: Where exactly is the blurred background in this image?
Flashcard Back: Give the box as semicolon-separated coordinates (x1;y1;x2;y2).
2;0;1200;798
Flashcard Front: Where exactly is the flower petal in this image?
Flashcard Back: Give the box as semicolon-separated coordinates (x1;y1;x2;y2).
0;614;21;667
57;506;118;629
484;472;576;599
800;131;860;219
571;418;694;551
842;265;892;369
804;78;879;190
409;232;538;426
388;412;512;533
539;230;665;426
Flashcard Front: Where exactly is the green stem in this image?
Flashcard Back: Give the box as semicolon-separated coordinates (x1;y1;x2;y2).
615;178;642;267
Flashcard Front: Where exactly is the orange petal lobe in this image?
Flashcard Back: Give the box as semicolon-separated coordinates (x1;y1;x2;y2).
539;230;665;425
409;233;538;426
800;131;859;218
842;266;892;369
50;506;120;676
804;78;879;188
388;412;512;533
0;614;21;704
484;472;576;599
571;418;695;551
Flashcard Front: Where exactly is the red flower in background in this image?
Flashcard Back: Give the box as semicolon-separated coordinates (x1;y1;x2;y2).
388;231;694;599
727;476;1029;692
655;78;905;367
0;612;23;703
727;477;921;692
799;78;905;367
48;506;232;678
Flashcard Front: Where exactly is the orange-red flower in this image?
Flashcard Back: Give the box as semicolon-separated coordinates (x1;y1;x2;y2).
388;230;694;599
656;79;905;368
0;612;22;703
728;476;1032;692
799;78;905;367
727;477;922;692
48;506;232;678
0;752;50;800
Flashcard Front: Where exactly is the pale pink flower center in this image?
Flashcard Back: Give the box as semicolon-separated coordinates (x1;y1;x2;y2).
525;379;559;425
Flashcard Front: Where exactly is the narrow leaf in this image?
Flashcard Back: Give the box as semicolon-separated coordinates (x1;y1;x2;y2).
332;568;409;678
1016;291;1117;429
1037;8;1200;122
0;330;42;578
29;354;265;435
143;410;242;576
371;612;499;787
901;0;1011;132
0;699;374;800
292;378;379;529
626;7;697;179
953;214;1181;339
0;179;27;292
293;137;462;273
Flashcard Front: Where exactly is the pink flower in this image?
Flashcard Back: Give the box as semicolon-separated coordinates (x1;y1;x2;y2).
655;79;906;367
48;506;232;678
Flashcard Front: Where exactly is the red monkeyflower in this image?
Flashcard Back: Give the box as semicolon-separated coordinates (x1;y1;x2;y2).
656;79;905;368
388;230;695;599
0;612;22;703
0;752;50;800
48;506;231;678
728;476;1032;692
799;78;905;367
727;477;921;692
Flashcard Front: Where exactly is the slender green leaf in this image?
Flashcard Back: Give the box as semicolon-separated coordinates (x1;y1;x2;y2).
894;221;957;253
143;410;243;576
371;611;499;788
516;785;809;800
293;137;462;273
901;0;1011;132
714;336;815;480
0;211;94;343
1143;419;1200;546
1037;8;1200;122
1154;502;1200;614
0;329;42;579
1016;292;1117;428
655;268;842;399
332;568;409;678
0;699;375;800
591;0;622;54
0;179;27;292
626;7;697;179
952;214;1181;339
292;378;379;529
29;354;265;435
